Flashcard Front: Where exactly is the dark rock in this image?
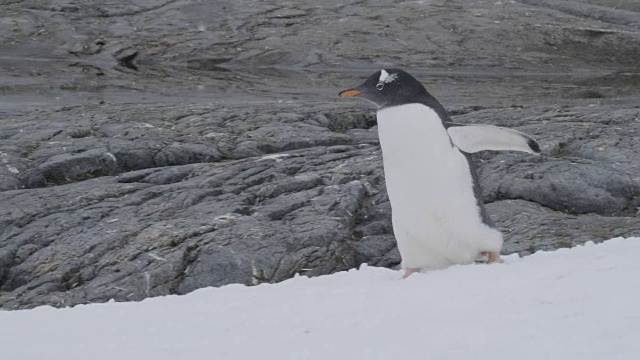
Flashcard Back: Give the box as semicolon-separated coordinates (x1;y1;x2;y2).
482;158;637;214
37;148;119;185
489;199;640;255
1;0;639;309
470;106;640;215
0;118;387;308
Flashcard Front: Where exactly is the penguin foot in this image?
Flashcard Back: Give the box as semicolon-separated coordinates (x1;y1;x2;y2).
487;251;501;264
402;268;421;279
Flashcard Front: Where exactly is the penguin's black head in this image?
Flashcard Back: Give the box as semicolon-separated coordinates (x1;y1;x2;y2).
339;69;429;109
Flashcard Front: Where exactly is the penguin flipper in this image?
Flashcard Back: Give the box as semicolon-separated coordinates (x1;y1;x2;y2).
445;123;540;155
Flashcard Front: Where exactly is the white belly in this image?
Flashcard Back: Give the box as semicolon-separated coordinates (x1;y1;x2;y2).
377;104;503;270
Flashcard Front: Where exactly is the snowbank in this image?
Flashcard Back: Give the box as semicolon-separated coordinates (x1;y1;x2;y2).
1;237;639;360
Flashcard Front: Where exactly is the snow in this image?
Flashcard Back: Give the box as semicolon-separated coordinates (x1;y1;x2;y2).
2;237;640;360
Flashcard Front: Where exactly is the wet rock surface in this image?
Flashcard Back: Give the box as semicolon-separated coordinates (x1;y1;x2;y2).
1;0;639;309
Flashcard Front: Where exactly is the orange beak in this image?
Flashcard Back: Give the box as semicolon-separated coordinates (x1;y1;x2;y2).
339;89;361;97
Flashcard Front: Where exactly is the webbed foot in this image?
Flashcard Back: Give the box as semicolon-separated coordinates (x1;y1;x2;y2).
402;268;421;279
487;251;500;264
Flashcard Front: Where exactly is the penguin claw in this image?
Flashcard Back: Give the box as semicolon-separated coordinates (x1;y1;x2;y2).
402;268;421;279
476;251;502;264
487;251;501;264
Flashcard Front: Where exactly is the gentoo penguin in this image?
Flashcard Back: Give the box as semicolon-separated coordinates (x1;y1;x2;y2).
339;69;540;278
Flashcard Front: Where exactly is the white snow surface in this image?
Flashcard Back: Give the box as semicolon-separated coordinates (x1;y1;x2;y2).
2;237;640;360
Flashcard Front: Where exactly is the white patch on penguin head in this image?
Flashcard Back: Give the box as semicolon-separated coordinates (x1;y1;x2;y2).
378;70;398;84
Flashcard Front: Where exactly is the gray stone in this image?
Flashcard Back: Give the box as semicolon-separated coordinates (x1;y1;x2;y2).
489;199;640;255
1;0;639;309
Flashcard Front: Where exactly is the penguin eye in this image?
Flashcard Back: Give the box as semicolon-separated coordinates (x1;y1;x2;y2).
376;83;384;90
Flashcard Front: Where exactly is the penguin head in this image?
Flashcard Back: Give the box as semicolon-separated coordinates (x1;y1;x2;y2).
339;69;428;108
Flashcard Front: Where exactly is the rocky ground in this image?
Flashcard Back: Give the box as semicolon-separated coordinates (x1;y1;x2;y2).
0;0;639;309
